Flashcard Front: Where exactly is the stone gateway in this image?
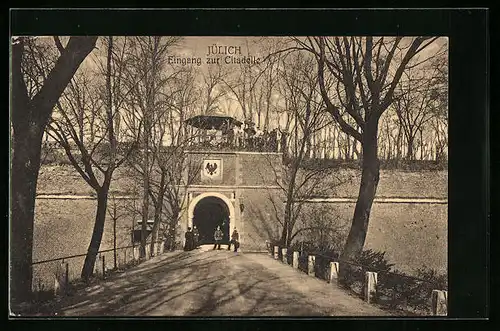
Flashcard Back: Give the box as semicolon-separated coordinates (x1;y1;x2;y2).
180;150;284;252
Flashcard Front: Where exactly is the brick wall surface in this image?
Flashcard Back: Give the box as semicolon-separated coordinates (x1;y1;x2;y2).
238;188;284;251
239;153;282;186
32;157;448;290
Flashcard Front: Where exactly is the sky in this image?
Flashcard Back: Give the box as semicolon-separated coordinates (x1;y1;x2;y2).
38;36;448;149
175;36;260;57
170;36;269;75
46;36;449;129
173;36;447;65
167;36;448;124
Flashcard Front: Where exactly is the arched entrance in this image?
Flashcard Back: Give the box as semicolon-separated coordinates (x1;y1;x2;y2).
188;192;235;246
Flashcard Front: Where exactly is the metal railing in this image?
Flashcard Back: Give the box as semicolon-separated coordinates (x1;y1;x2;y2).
31;240;169;295
184;139;283;153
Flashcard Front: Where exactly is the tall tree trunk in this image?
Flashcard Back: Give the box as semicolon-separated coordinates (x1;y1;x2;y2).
113;211;117;270
346;134;351;160
407;135;415;160
81;182;110;279
149;215;159;257
340;121;380;262
168;210;180;251
387;128;392;160
396;126;402;161
280;132;288;158
141;163;149;257
149;173;166;256
352;139;360;160
281;125;309;246
141;114;151;257
10;124;44;303
10;36;97;305
420;129;424;160
281;162;297;245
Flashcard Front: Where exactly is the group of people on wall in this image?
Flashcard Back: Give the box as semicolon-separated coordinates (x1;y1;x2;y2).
195;121;285;153
184;224;240;252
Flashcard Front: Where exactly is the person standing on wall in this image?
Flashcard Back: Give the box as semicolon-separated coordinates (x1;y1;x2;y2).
193;225;200;248
208;126;217;146
232;124;240;148
213;226;223;250
228;228;240;252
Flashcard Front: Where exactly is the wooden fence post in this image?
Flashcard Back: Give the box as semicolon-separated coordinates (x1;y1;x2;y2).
65;262;69;289
54;269;60;296
160;241;165;254
133;246;139;261
329;262;339;285
274;246;279;260
266;241;271;256
281;248;288;264
152;242;157;257
123;248;128;267
364;271;378;303
145;244;151;260
308;255;315;276
54;261;67;296
293;251;299;269
102;255;106;279
94;255;102;278
431;290;448;316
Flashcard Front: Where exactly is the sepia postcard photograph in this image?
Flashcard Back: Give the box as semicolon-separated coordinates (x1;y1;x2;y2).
10;9;479;319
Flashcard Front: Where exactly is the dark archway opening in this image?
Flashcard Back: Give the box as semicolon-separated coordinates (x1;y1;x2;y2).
193;196;230;245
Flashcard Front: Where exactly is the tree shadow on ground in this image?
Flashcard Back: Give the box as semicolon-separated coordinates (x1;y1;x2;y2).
25;250;386;317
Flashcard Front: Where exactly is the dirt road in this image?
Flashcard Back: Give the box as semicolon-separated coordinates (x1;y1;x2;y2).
42;249;390;316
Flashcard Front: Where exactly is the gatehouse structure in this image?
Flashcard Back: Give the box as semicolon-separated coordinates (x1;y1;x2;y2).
178;114;285;251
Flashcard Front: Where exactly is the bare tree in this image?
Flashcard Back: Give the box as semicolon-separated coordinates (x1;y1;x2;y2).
107;193;126;270
122;36;181;257
200;63;229;115
157;69;201;251
392;60;445;161
128;81;199;256
266;51;335;247
293;36;443;263
222;59;258;121
293;205;349;253
46;37;137;279
11;36;97;303
159;144;202;251
429;54;448;163
221;41;281;127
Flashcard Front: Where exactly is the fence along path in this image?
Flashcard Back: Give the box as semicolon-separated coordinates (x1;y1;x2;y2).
28;249;389;316
269;244;448;316
32;240;167;295
27;242;446;316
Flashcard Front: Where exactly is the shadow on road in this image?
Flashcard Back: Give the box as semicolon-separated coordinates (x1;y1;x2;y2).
26;250;387;317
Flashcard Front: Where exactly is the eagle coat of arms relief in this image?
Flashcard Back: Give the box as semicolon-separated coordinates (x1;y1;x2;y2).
202;159;223;180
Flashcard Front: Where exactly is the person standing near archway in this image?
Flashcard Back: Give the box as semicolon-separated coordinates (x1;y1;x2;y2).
228;228;240;252
213;226;223;250
193;226;200;248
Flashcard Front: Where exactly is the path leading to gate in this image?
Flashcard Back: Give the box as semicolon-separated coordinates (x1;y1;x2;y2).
46;249;390;316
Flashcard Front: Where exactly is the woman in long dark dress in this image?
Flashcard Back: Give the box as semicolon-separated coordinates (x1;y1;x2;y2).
184;227;195;251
